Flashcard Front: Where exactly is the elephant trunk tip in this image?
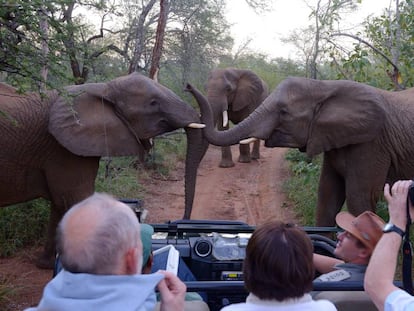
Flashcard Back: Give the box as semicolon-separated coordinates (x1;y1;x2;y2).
184;83;194;93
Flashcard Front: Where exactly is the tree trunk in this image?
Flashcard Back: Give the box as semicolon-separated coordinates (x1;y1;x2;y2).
128;0;158;73
39;3;49;93
149;0;169;81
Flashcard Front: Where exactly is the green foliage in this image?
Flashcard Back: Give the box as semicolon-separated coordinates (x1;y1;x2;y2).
0;199;50;257
149;132;188;173
95;156;145;199
163;0;233;91
329;0;414;89
95;131;187;197
364;0;414;88
283;150;321;226
216;53;306;91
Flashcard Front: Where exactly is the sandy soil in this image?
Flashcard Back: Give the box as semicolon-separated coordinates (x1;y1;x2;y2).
0;143;296;310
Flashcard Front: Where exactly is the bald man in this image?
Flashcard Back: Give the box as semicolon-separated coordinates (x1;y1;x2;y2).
26;192;186;311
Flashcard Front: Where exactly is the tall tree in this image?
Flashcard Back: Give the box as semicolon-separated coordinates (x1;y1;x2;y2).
127;0;158;74
282;0;357;79
163;0;233;89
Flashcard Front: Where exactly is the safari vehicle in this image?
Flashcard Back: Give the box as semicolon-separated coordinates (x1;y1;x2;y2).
149;218;378;311
53;200;393;311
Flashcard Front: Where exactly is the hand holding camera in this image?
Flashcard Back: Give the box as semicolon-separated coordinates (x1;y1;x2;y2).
383;180;414;231
409;181;414;206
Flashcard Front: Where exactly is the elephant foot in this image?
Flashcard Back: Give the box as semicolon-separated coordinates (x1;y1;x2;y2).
219;160;235;168
35;253;55;270
251;153;260;160
238;155;252;163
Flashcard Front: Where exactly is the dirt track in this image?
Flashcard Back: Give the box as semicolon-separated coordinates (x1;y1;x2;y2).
144;143;295;224
0;142;295;310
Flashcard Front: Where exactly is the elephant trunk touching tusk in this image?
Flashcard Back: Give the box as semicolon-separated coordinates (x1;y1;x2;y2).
222;110;228;127
187;123;206;129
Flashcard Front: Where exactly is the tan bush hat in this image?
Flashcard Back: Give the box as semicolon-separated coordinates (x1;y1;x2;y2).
335;211;385;251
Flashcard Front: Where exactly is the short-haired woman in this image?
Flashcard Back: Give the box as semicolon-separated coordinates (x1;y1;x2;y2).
221;220;337;310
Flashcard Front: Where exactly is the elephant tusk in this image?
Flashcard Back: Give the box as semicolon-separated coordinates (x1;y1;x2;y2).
188;123;206;129
240;137;258;144
222;110;228;127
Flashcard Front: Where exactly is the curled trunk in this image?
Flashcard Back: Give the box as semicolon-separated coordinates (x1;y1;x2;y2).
186;84;265;146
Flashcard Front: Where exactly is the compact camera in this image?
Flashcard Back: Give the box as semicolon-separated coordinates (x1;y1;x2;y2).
409;181;414;206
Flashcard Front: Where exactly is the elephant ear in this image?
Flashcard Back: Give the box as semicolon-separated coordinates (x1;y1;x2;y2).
48;83;143;157
307;80;387;157
232;70;265;112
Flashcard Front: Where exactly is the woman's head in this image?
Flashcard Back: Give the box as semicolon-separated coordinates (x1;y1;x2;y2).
243;220;314;301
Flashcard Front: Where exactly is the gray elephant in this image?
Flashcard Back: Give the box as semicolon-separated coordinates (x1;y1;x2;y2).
187;77;414;227
205;68;268;167
0;73;208;268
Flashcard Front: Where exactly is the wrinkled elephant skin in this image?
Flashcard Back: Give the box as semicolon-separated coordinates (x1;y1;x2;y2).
0;73;207;268
188;77;414;227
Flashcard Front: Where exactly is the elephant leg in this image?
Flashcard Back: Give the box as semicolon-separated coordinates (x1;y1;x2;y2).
37;201;67;269
220;146;235;168
251;140;260;160
238;143;251;163
316;155;346;228
344;151;389;217
37;155;100;269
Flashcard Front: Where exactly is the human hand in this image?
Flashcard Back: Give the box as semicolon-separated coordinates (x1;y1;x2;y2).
384;180;413;229
157;270;186;311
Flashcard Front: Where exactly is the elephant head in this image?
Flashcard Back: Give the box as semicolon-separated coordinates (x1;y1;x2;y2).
204;68;269;167
49;73;208;219
188;77;396;227
0;72;207;268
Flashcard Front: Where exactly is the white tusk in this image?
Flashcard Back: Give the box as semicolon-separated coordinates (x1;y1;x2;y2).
240;137;258;144
188;123;206;129
222;110;228;127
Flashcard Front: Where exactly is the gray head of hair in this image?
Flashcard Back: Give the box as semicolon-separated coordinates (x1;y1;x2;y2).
56;192;141;275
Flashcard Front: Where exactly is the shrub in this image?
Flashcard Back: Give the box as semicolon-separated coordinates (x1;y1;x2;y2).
284;150;321;226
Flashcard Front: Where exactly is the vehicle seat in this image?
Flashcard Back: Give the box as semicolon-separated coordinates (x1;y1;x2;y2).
313;291;376;311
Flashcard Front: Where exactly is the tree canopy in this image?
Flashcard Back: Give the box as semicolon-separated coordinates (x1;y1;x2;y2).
1;0;413;92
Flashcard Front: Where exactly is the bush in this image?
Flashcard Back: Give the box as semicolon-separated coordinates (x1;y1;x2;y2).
0;199;50;257
284;150;321;226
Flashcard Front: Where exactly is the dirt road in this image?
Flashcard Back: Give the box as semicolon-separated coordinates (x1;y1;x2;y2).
144;143;295;224
0;142;295;310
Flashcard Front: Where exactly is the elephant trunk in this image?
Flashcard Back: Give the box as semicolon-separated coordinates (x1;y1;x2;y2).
183;127;209;219
186;84;265;146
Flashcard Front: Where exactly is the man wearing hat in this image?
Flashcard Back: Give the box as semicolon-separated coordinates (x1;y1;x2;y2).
314;210;385;282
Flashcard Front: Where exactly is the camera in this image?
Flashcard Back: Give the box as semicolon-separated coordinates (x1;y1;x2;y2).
409;181;414;205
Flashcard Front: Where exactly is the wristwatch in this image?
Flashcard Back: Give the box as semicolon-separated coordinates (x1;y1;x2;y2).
383;223;405;237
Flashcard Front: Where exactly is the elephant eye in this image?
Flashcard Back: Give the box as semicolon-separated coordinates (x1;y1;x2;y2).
279;108;288;116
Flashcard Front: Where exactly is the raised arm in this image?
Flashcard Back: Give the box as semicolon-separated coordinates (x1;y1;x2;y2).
364;180;412;309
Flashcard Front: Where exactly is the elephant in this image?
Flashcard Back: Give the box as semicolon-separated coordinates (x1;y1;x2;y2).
0;73;208;268
205;68;268;167
186;77;414;228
